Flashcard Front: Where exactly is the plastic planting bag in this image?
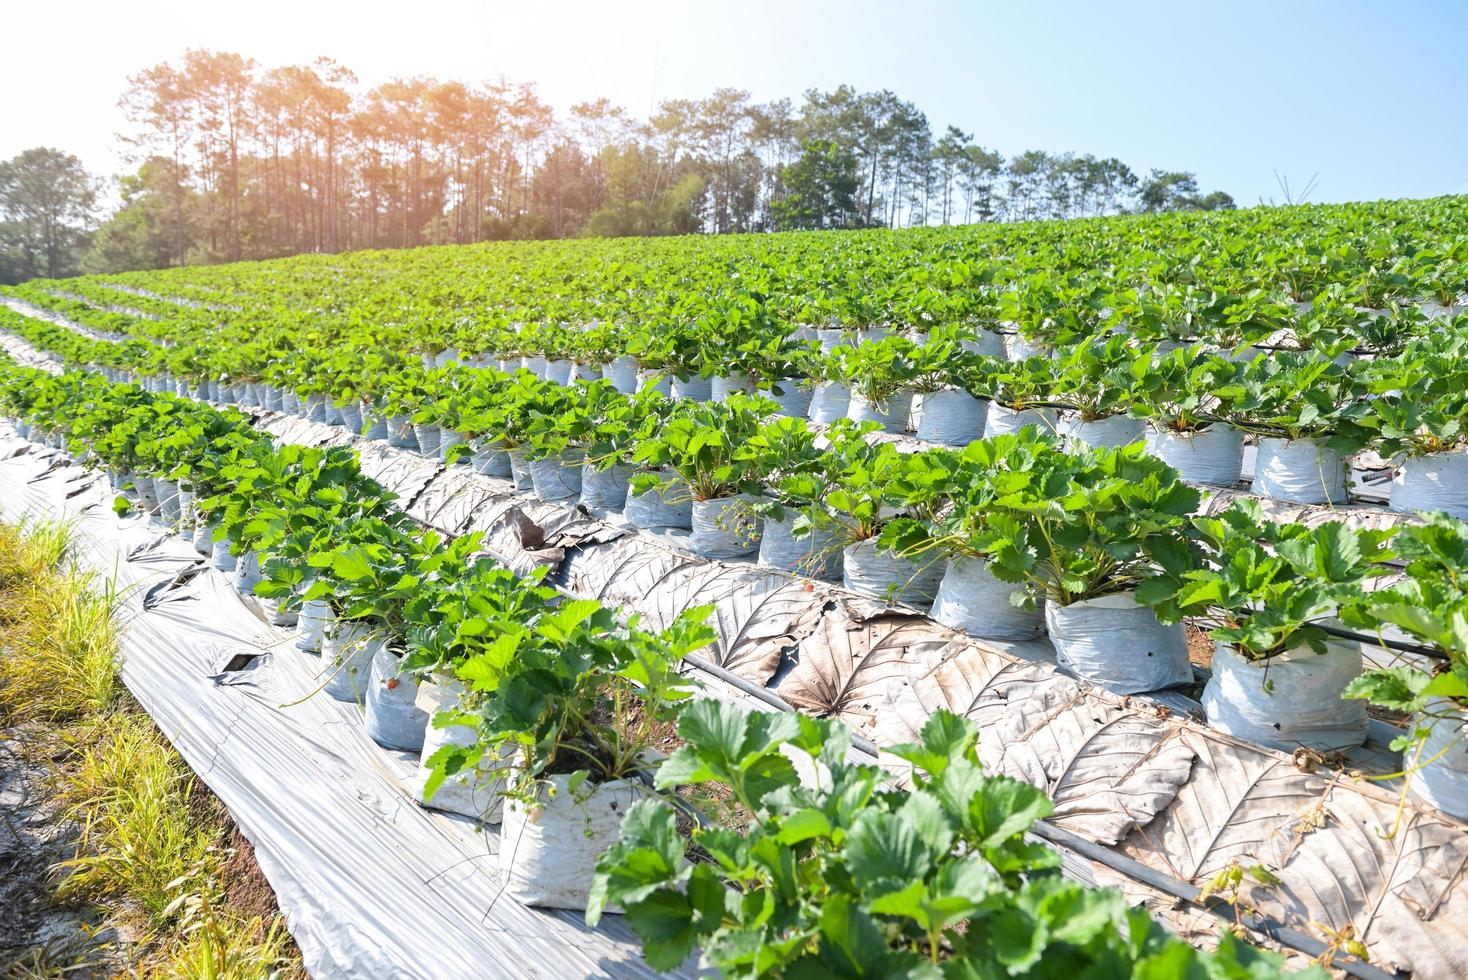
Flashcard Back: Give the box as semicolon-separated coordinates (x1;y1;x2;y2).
1061;415;1146;450
234;551;265;595
471;444;513;478
437;429;467;464
579;463;632;514
635;370;672;398
500;776;642;910
1391;451;1468;519
413;423;442;457
807;382;851;423
1412;699;1468;820
689;497;761;559
414;679;506;822
671;375;712;402
295;598;330;654
930;556;1043;640
1150;425;1244;486
1045;591;1192;695
847;391;913;434
528;453;584;502
1253;437;1349;504
960;331;1006;358
624;471;693;530
322;620;383;704
544;359;573;385
602;356;638;394
711;373;756;401
758;514;843;580
387;414;418;450
364;647;429;752
984;405;1058;438
842;540;943;610
761;383;813;419
914;390;987;446
1201;640;1367;753
338;402;364;434
507;450;535;492
210;538;238;574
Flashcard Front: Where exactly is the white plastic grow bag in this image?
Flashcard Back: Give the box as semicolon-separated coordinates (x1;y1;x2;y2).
579;462;632;514
1390;451;1468;519
624;471;693;530
386;414;417;450
847;390;914;433
1061;414;1146;450
635;369;672;397
1410;699;1468;820
193;520;216;557
414;679;506;822
842;540;943;610
931;556;1043;640
155;477;183;525
544;359;574;385
210;538;238;574
602;356;638;394
914;390;987;446
815;327;852;353
528;453;584;502
499;775;643;910
471;442;513;479
413;423;442;457
758;513;842;580
984;404;1058;438
760;381;812;419
1201;640;1367;753
711;373;756;402
295;598;330;654
506;450;535;493
1045;592;1192;695
322;619;384;703
671;375;712;402
807;382;851;423
689;496;761;559
234;551;264;595
339;402;364;434
1150;425;1244;486
1253;437;1349;504
364;646;429;752
437;429;468;464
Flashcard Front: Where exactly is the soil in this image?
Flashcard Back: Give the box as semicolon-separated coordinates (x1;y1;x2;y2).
0;715;298;973
1185;623;1215;670
0;724;129;978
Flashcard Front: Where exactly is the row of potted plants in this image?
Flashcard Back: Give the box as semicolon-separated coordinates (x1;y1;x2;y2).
31;350;1468;822
13;294;1468;518
16;194;1465;375
0;358;1311;977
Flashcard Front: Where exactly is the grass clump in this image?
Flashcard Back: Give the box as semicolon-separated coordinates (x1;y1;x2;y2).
0;518;302;979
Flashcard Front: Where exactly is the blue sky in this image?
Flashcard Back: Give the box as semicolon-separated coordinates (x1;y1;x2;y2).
3;0;1464;207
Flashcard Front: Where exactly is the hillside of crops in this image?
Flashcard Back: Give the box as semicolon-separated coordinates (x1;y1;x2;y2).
2;197;1467;978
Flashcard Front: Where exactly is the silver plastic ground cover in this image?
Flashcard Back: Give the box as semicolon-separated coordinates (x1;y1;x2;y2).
0;436;675;980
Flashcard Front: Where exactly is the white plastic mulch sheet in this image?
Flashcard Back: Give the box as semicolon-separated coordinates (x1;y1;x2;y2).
0;436;675;980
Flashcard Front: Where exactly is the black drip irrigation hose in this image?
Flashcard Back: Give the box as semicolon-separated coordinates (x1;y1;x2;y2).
681;653;1403;980
1318;621;1448;663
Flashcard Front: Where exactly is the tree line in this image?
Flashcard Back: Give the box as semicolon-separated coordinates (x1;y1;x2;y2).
0;48;1236;283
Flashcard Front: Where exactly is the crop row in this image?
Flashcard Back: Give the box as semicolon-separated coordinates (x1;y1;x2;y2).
5;297;1468;520
0;359;1321;978
13;196;1465;350
6;299;1468;821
